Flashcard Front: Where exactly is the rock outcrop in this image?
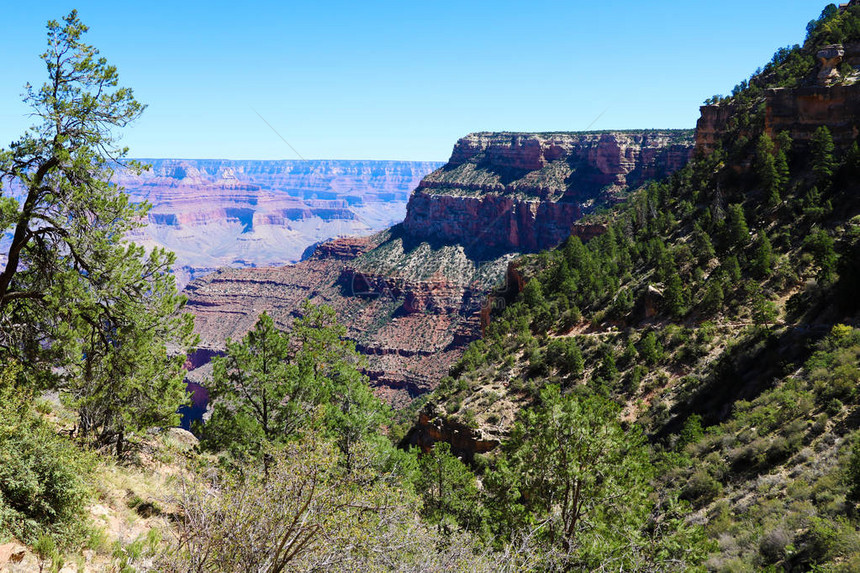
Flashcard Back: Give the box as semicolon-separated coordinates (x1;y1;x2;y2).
404;402;503;461
404;131;693;253
116;159;441;286
696;84;860;155
696;46;860;156
695;104;739;156
184;131;694;405
817;44;846;86
765;84;860;146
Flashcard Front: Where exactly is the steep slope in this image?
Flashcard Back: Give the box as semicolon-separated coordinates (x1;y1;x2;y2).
116;159;441;286
404;4;860;569
184;131;694;405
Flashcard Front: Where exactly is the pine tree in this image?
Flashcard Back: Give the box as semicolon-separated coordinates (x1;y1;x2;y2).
805;230;839;284
207;303;390;469
0;11;194;454
679;414;704;449
724;255;742;282
802;185;831;220
773;131;792;207
726;204;750;248
811;126;836;189
639;331;664;365
487;386;652;567
843;140;860;178
693;222;716;266
752;290;778;328
664;269;689;318
700;280;725;315
546;338;584;378
751;233;775;278
523;277;546;308
207;312;298;459
755;134;779;205
416;442;484;534
772;149;789;207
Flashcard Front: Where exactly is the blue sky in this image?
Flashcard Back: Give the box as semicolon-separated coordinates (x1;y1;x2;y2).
0;1;829;161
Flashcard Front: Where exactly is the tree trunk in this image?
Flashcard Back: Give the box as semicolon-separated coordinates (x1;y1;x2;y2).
0;157;58;305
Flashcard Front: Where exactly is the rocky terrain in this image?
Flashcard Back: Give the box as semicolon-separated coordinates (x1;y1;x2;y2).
185;232;493;406
184;131;694;404
696;41;860;155
116;159;441;286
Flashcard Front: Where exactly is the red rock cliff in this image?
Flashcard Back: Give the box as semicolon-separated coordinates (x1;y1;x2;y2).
695;83;860;155
765;85;860;146
403;131;693;253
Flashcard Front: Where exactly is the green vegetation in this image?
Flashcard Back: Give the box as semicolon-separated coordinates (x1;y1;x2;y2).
488;386;652;564
203;302;396;475
156;437;432;572
417;5;860;571
416;441;484;534
0;10;192;556
0;363;93;547
666;325;860;570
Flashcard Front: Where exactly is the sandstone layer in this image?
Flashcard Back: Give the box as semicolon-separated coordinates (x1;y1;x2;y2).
696;83;860;155
116;159;441;286
403;131;693;253
185;231;499;406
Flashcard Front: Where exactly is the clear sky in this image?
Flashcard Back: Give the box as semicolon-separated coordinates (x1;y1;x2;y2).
0;1;830;161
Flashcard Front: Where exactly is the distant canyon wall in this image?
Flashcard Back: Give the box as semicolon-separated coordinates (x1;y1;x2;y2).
116;159;441;286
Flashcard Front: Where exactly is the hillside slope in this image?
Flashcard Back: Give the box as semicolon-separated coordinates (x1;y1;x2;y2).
405;4;860;570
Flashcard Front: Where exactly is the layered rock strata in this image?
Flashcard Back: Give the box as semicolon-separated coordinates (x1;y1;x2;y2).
696;78;860;155
765;84;860;146
116;159;441;286
404;131;693;253
185;232;498;406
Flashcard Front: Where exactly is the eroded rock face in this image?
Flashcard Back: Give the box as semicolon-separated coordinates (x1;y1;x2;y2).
403;192;583;252
403;131;693;253
695;104;738;155
402;403;502;461
765;84;860;146
817;44;846;86
116;159;441;287
185;233;490;405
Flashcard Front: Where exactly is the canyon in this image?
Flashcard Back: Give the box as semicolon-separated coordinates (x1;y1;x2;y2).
407;72;860;458
116;159;441;287
184;131;695;405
